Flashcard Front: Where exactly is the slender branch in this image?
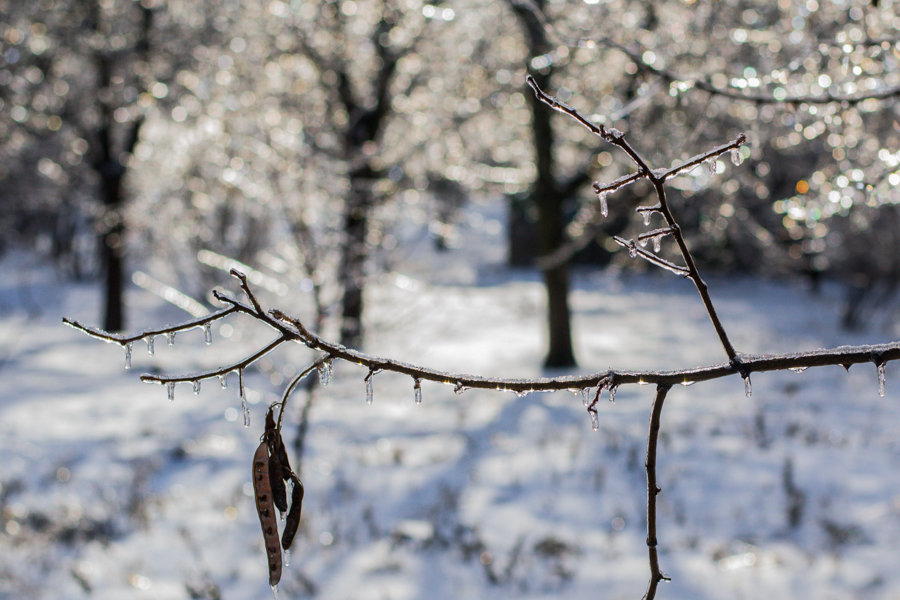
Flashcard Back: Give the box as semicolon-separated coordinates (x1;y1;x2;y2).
139;335;289;385
527;77;740;361
644;384;672;600
62;306;238;346
612;237;690;277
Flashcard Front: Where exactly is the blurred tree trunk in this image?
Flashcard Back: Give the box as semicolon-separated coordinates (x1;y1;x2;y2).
509;0;576;368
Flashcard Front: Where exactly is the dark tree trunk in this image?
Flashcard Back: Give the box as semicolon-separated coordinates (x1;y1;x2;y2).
100;167;126;332
338;177;371;348
510;0;577;368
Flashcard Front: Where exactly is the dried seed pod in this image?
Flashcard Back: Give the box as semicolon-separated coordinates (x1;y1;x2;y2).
275;435;293;481
281;475;304;551
252;441;282;586
268;448;288;513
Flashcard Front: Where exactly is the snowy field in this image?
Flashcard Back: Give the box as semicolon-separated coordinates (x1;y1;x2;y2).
2;204;899;600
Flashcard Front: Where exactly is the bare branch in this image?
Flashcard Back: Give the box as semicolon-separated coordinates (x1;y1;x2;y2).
643;384;673;600
62;306;238;347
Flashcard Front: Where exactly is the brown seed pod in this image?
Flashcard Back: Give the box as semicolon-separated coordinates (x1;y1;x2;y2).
275;435;293;481
281;474;304;551
268;448;288;513
252;441;282;586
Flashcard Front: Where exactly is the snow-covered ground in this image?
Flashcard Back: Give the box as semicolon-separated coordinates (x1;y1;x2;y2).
2;203;899;600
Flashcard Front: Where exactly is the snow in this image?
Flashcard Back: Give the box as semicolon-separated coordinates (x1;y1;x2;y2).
1;205;899;600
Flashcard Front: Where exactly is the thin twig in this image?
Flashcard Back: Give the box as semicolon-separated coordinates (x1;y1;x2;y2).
644;384;672;600
62;306;239;346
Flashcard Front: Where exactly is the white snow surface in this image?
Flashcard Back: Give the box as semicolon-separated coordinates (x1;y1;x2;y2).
2;205;900;600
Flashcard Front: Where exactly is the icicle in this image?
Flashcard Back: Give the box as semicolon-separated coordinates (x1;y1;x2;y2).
271;584;278;600
218;373;228;389
877;362;886;397
146;335;155;356
642;211;652;226
730;147;743;166
166;331;176;347
608;385;617;404
124;342;133;370
706;158;717;176
414;379;422;405
638;236;649;248
454;381;466;396
203;322;212;345
193;380;201;395
283;549;291;568
239;369;250;427
580;388;589;407
590;409;599;432
652;235;662;253
317;358;333;387
365;372;374;405
599;192;609;218
789;366;808;373
743;374;752;397
514;389;528;398
167;382;175;401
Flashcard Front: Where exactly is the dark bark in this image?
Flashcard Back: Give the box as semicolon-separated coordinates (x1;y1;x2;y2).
509;0;576;368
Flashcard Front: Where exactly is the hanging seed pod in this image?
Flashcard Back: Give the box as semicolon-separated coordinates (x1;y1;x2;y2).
275;434;293;481
252;441;282;586
268;447;288;513
281;474;305;551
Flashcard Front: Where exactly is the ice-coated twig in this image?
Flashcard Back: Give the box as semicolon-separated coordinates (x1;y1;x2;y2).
612;237;690;277
140;336;288;385
643;384;673;599
62;306;239;347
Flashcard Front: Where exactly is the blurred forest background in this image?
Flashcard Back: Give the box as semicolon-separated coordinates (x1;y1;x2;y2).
3;2;900;599
2;0;899;357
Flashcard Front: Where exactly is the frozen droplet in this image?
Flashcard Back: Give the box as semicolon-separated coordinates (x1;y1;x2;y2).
317;358;333;386
743;375;752;397
414;379;422;405
580;388;589;407
239;369;250;427
590;409;599;432
283;549;291;568
680;379;695;386
514;389;527;398
124;342;133;370
193;380;201;395
652;235;662;253
454;382;466;396
599;192;609;218
706;158;716;176
642;211;651;226
731;147;743;166
167;382;175;401
638;236;649;248
608;385;617;404
628;244;637;258
146;335;155;356
166;331;175;347
877;362;886;397
218;373;228;389
366;374;374;405
789;366;808;373
203;322;212;345
271;584;278;600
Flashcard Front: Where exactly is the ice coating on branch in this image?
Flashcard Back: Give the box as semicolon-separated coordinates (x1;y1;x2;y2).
877;362;886;397
193;380;201;395
366;372;374;405
731;147;743;166
628;243;637;258
599;192;609;218
789;366;808;373
146;335;155;356
124;342;132;370
166;331;175;347
203;322;212;345
317;358;333;386
706;158;717;176
167;382;175;401
414;379;422;405
239;369;250;427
